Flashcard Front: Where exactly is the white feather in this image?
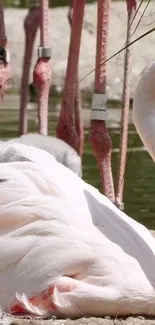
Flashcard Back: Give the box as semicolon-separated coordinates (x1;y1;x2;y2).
5;133;82;177
0;142;155;317
133;61;155;163
15;293;47;316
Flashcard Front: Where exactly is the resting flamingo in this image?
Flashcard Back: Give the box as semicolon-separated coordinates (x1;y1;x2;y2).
1;134;82;177
1;58;155;321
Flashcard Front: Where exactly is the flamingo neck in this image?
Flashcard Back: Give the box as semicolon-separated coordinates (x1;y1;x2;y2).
133;61;155;162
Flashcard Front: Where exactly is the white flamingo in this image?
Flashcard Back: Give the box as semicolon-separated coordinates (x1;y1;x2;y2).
0;121;155;320
0;134;82;177
133;61;155;163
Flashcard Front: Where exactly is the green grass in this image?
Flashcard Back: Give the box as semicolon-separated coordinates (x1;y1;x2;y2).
4;0;96;8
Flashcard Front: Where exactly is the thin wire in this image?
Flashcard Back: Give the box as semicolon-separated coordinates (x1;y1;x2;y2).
131;0;151;36
116;0;150;66
130;0;144;26
74;26;155;87
145;18;155;26
144;11;155;18
116;0;151;189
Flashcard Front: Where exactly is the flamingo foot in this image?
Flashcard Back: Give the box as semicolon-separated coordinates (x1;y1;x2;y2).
74;84;84;155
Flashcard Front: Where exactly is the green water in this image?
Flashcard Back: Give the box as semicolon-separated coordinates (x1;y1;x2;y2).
0;104;155;230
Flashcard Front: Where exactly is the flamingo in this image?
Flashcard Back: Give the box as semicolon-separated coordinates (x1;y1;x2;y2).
0;0;137;208
133;61;155;163
0;0;82;176
56;0;85;155
4;133;82;177
67;0;84;156
116;0;136;210
19;3;40;135
89;0;115;203
1;132;155;318
19;0;84;156
20;0;84;157
15;0;82;177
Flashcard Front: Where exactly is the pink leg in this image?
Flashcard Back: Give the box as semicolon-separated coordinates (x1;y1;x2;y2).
115;0;136;209
56;0;85;154
19;6;40;135
33;0;51;135
68;1;84;155
0;0;10;100
89;0;115;202
74;84;84;155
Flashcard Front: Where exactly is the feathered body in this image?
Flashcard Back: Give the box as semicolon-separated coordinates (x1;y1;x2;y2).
0;142;155;318
133;62;155;163
0;133;82;177
0;60;155;319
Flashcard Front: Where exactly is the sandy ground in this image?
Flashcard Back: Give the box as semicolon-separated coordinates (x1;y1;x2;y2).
5;2;155;99
10;316;155;325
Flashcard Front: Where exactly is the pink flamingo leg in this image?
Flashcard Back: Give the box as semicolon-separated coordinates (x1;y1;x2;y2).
115;0;137;209
74;83;84;155
56;0;85;154
0;0;10;100
89;0;115;202
68;1;84;155
33;0;51;135
19;3;40;135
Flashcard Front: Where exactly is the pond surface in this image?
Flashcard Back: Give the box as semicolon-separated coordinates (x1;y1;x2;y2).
0;95;155;229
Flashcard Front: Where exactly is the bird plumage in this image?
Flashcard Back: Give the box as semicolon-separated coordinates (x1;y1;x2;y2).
4;133;82;177
133;61;155;163
0;142;155;318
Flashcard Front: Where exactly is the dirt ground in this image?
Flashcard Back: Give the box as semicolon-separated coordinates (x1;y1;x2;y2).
11;316;155;325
